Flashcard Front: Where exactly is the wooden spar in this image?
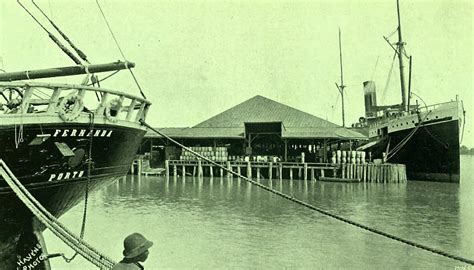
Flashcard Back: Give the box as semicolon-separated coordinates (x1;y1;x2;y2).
0;61;134;81
396;0;408;111
336;28;346;127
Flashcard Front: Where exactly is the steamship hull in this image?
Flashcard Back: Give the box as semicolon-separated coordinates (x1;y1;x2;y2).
0;120;146;269
358;100;461;182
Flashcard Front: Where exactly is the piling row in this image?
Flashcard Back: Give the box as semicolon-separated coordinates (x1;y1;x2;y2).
340;163;406;183
163;160;407;183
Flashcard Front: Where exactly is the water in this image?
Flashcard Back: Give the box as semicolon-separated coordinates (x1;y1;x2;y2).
45;156;474;269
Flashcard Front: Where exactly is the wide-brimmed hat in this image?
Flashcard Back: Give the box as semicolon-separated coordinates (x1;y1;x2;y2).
123;233;154;259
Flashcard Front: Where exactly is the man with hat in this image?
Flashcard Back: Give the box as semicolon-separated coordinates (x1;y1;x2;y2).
112;233;153;270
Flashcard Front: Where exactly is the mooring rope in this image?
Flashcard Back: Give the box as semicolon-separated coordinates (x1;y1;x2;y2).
0;160;116;269
140;120;474;266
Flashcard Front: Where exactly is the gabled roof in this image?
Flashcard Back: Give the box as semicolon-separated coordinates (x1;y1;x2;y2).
194;95;338;128
145;127;243;139
144;95;367;140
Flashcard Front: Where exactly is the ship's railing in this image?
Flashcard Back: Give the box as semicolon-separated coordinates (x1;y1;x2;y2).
416;99;457;113
0;81;151;123
358;99;458;129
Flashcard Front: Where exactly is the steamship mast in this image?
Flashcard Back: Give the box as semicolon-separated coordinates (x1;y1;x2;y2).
395;0;409;112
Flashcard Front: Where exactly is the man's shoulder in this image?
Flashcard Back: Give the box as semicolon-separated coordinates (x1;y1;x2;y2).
111;262;142;270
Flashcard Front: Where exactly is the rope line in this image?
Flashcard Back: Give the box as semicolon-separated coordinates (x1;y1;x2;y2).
32;0;90;64
0;160;116;269
95;0;147;100
140;120;474;266
460;100;466;144
17;0;81;65
62;112;94;263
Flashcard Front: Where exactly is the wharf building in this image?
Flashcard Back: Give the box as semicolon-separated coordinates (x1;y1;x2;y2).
141;95;366;168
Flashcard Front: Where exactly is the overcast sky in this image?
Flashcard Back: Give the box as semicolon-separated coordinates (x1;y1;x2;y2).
1;0;472;146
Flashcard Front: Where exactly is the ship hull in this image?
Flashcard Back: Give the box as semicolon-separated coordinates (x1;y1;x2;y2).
0;121;146;269
364;119;460;182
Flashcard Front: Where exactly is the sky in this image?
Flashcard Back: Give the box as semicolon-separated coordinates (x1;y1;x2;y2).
1;0;472;146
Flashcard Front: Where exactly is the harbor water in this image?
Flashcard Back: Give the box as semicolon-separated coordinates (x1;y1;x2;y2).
44;156;474;269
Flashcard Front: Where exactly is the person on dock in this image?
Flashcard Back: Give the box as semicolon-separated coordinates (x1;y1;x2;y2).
112;233;154;270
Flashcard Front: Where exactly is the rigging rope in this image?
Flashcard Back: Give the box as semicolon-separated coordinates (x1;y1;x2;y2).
62;112;94;263
32;0;90;64
0;159;116;269
460;100;466;144
381;52;397;104
95;0;147;100
17;0;81;65
139;120;474;266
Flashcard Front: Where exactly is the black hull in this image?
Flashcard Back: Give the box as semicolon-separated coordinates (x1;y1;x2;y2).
366;119;460;182
0;122;146;269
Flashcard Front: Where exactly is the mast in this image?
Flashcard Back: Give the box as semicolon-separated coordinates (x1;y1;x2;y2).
396;0;408;111
336;28;346;127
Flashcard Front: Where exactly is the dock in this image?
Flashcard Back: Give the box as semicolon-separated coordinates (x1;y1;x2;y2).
163;160;407;183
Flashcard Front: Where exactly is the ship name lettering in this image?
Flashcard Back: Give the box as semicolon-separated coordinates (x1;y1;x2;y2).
48;170;84;181
53;129;113;138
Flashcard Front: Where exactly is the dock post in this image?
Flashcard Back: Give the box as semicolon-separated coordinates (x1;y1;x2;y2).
209;165;213;178
165;160;169;178
382;165;386;183
182;165;186;178
198;160;203;177
138;156;143;176
247;162;252;178
311;168;315;181
303;163;308;181
220;165;223;177
269;162;273;180
289;167;293;180
173;164;177;178
237;166;241;178
193;165;196;176
362;164;366;182
279;163;283;181
227;161;232;177
298;167;302;179
256;167;260;181
341;164;345;179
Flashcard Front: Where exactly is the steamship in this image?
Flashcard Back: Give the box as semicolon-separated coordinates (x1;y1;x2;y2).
0;3;151;268
352;1;463;182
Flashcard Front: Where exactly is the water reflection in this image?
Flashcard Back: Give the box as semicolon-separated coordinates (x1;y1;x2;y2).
47;157;473;269
104;173;465;257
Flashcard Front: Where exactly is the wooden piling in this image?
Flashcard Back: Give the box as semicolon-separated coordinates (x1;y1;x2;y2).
138;156;142;176
304;163;308;181
289;167;293;180
182;165;186;177
247;162;252;178
279;163;283;180
198;160;203;177
269;162;273;180
257;167;260;180
227;161;232;177
209;165;213;177
237;166;241;178
173;165;177;178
